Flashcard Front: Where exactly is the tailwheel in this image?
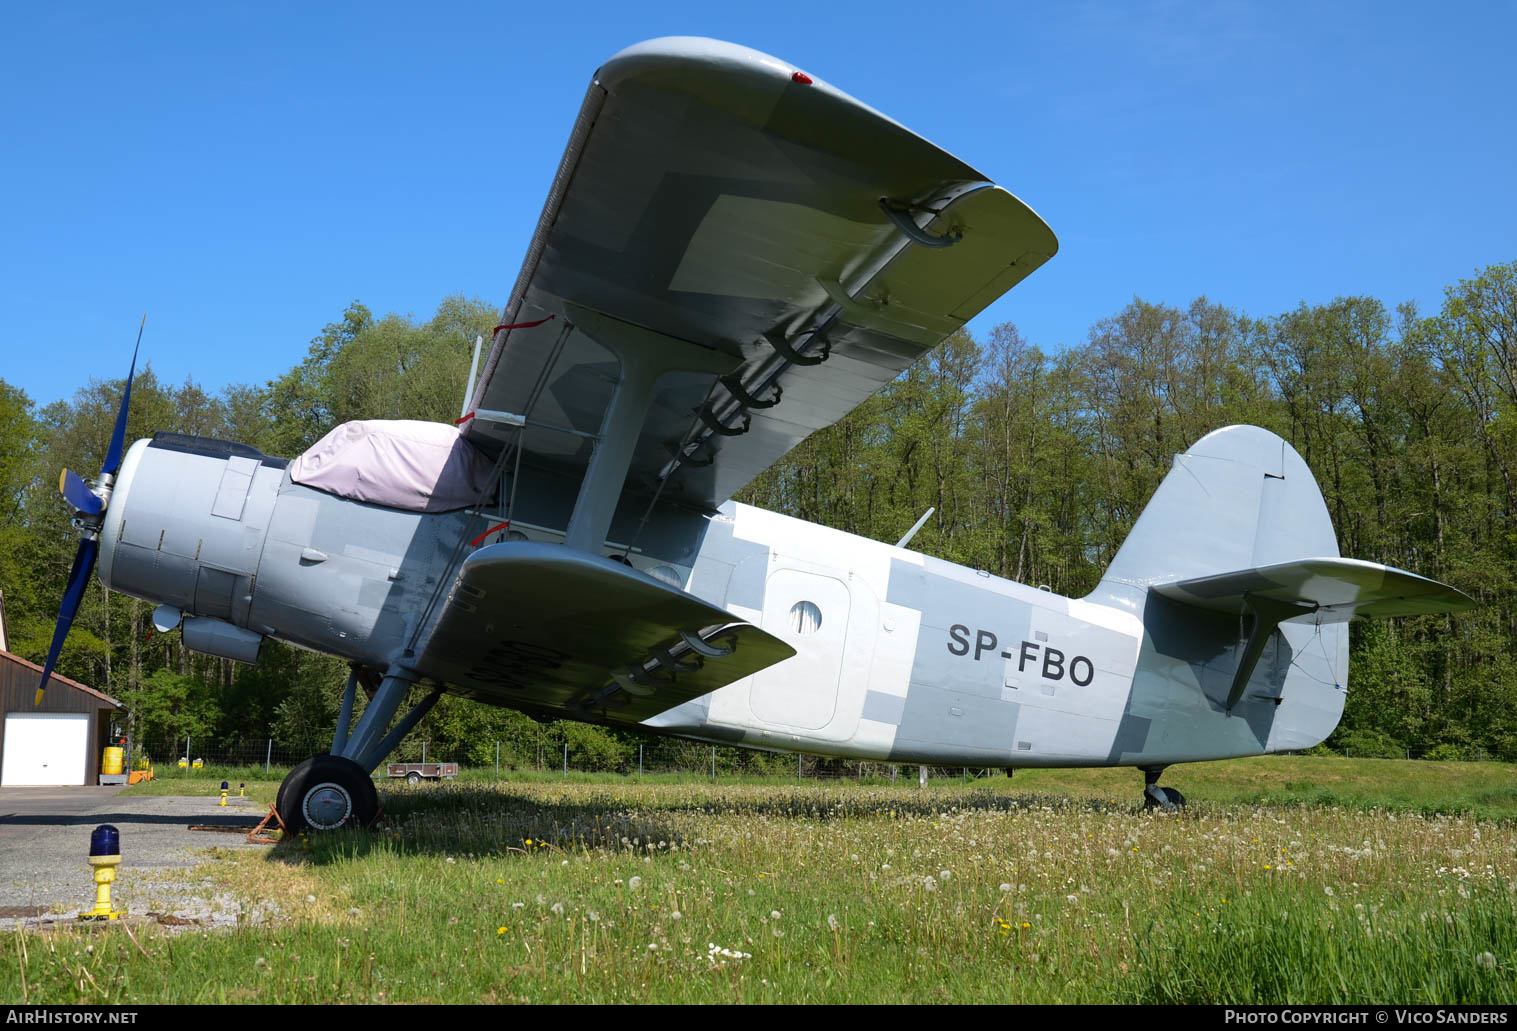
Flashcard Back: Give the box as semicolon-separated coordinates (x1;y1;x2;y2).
1141;767;1185;812
1143;786;1186;811
277;754;379;832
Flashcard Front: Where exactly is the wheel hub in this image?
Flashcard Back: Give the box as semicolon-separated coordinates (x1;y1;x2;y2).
303;781;354;830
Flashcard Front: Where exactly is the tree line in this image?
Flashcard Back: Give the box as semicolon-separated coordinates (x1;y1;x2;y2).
2;261;1514;766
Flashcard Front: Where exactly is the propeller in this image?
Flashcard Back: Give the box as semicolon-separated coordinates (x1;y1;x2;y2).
36;315;145;705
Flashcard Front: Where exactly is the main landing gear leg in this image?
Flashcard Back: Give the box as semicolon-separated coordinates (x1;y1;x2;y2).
276;664;442;833
1141;766;1186;812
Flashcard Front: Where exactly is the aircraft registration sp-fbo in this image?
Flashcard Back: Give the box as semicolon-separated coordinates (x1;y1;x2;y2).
41;38;1473;830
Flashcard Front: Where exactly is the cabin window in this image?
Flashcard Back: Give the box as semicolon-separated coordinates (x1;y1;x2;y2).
788;600;822;636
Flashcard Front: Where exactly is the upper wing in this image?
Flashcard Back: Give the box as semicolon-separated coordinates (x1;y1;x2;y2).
1151;557;1476;622
413;542;796;722
464;37;1057;514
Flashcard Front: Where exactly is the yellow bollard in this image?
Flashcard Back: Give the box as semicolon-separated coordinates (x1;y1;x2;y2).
238;783;245;798
219;780;228;806
80;825;122;921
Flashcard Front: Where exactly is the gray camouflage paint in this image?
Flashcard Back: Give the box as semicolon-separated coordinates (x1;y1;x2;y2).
99;424;1355;772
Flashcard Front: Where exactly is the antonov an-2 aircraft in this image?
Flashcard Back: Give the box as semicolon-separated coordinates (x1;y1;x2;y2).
41;38;1473;830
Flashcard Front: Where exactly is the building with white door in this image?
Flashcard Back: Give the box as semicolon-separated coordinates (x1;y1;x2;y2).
0;650;124;786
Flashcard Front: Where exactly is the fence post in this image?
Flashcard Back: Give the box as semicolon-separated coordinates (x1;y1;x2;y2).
891;765;897;784
185;736;191;766
639;744;643;779
797;752;802;781
496;741;500;776
563;743;568;778
918;765;928;789
265;739;271;773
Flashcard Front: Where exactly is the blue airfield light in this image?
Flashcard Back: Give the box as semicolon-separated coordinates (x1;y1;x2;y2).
89;824;120;857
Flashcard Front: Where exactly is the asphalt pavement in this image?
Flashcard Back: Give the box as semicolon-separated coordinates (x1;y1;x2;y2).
0;785;276;929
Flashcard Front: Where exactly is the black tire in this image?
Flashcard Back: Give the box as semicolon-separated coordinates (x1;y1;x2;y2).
1143;786;1186;811
406;771;422;786
277;754;378;832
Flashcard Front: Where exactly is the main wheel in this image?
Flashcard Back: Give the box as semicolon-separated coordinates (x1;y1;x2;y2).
406;771;422;786
277;755;379;832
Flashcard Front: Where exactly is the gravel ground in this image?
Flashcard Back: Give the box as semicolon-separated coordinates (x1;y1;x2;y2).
0;786;277;931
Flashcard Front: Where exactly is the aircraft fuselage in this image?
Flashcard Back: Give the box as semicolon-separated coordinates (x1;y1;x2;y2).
99;430;1348;771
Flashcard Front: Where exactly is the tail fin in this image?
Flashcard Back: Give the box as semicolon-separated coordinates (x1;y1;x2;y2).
1090;425;1472;736
1090;425;1338;611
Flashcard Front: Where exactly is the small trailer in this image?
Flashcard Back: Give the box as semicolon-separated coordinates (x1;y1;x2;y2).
385;761;459;785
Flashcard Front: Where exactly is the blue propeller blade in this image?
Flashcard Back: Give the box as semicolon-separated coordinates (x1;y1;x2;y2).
100;314;145;478
39;317;145;703
35;538;99;705
59;468;104;515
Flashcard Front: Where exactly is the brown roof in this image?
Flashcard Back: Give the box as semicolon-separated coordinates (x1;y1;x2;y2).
1;650;123;708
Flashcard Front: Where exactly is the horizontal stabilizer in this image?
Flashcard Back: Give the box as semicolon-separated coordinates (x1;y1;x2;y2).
416;543;796;722
1152;556;1475;622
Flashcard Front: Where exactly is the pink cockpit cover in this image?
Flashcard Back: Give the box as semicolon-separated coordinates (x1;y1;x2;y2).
289;420;495;512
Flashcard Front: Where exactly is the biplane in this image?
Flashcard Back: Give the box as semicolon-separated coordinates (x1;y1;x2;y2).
42;38;1472;828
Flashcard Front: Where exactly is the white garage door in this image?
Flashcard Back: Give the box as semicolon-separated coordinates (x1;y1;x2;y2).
2;712;89;786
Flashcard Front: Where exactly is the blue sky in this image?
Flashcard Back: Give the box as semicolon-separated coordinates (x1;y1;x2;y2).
4;1;1514;410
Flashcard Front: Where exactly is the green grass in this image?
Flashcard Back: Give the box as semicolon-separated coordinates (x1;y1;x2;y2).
119;755;1517;819
17;756;1513;1003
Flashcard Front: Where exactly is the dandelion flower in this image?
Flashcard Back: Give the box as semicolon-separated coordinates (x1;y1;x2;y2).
629;876;642;890
1477;952;1497;969
827;914;841;932
999;883;1012;893
497;926;507;935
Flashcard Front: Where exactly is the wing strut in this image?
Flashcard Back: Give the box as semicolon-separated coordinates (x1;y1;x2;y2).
560;304;735;554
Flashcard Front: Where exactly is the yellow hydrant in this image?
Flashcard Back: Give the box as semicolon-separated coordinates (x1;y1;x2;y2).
219;780;229;806
81;824;122;921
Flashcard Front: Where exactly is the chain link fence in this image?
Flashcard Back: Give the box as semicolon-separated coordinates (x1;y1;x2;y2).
133;734;1023;783
134;733;1499;782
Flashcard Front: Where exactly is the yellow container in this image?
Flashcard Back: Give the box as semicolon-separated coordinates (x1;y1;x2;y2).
101;747;124;775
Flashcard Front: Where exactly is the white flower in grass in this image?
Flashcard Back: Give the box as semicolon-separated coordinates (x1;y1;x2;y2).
629;876;642;890
550;903;564;916
999;883;1012;893
1476;952;1497;969
827;914;841;932
770;910;782;921
923;876;938;892
939;869;951;881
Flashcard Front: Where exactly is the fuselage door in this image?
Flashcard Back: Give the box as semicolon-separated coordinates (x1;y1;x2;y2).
750;569;852;731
